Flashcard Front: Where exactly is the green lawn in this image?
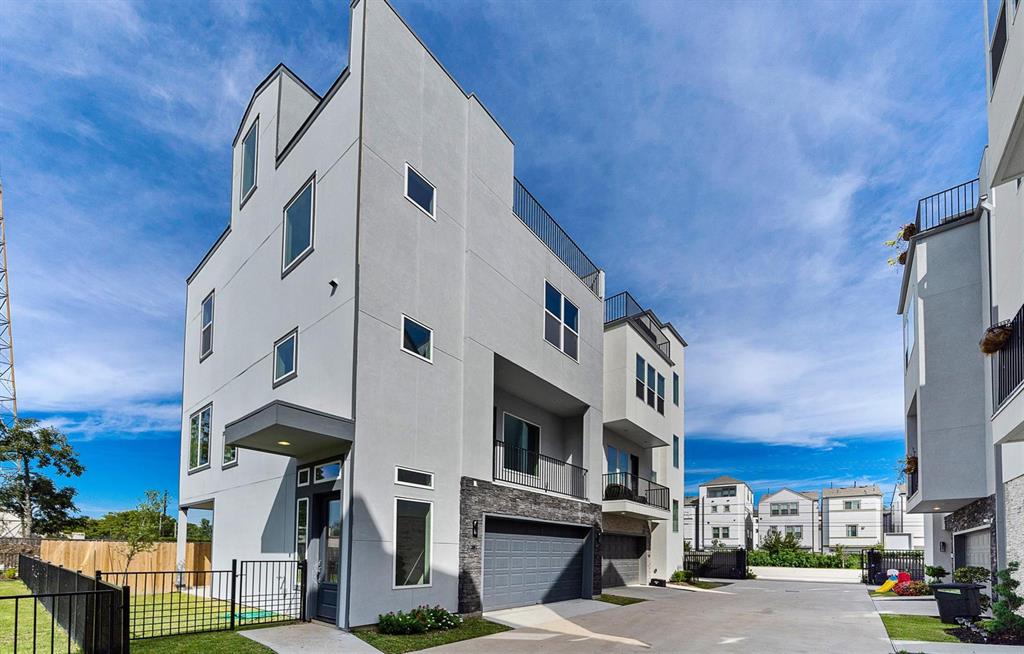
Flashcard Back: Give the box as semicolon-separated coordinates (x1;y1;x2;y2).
687;580;730;590
597;594;646;606
127;591;234;638
132;631;274;653
0;580;79;653
880;614;959;643
354;618;511;654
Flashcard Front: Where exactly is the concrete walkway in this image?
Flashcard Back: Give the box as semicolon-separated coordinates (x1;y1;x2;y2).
872;595;940;617
891;641;1024;653
240;621;378;653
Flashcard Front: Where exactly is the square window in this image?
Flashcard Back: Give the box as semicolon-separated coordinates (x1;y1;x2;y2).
297;468;310;487
846;525;858;538
401;315;433;362
283;178;315;272
241;120;258;204
395;467;433;489
395;499;432;587
503;413;540;475
314;461;342;483
405;164;436;218
543;282;579;361
188;404;212;471
200;292;214;360
273;329;298;384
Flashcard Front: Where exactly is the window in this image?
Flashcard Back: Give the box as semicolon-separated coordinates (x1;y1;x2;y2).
656;374;665;414
188;404;212;471
991;1;1008;86
711;505;718;513
672;436;680;468
200;292;214;360
241;119;258;204
282;177;315;273
708;486;736;498
543;282;579;361
395;467;433;489
785;525;803;542
635;355;645;399
394;499;431;587
502;413;540;475
295;497;309;560
297;468;310;487
673;372;680;406
273;329;298;385
712;527;720;539
843;500;861;510
846;524;859;538
314;461;342;483
903;290;915;367
646;364;656;407
404;164;436;219
401;315;433;362
223;439;237;467
672;499;679;533
771;502;799;516
722;527;730;539
723;504;731;512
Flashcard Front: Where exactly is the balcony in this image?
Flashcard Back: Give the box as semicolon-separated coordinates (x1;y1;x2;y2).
493;440;588;500
914;179;979;234
602;472;671;520
513;179;602;296
995;304;1024;409
605;291;671;362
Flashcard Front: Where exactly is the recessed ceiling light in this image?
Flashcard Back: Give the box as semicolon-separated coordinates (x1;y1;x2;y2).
933;506;941;510
277;440;291;446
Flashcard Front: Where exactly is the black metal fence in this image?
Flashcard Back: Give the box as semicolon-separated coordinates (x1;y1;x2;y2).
684;549;747;579
513;178;601;295
100;559;305;640
11;555;129;653
861;549;924;585
995;304;1024;409
915;178;979;233
493;440;588;500
602;472;670;511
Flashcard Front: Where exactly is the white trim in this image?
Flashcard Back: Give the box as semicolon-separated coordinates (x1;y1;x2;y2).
187;403;213;473
239;117;259;208
952;524;992;537
295;497;309;560
200;291;215;361
400;314;433;363
542;280;580;363
273;328;299;385
297;468;310;487
281;174;316;276
394;466;434;490
392;497;433;589
500;411;542;478
404;162;436;220
314;460;342;484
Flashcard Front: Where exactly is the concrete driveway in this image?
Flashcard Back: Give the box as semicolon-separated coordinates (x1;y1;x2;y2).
428;580;894;653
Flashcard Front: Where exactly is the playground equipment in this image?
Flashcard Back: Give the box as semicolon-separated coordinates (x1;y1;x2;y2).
876;569;912;593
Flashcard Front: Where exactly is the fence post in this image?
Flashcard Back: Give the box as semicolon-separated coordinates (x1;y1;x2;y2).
229;559;237;631
120;585;130;653
299;560;308;622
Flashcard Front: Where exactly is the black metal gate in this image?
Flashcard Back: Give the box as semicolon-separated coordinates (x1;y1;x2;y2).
236;560;306;626
862;549;924;585
684;549;747;579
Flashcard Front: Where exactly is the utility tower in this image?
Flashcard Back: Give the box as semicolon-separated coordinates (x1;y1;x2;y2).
0;178;17;432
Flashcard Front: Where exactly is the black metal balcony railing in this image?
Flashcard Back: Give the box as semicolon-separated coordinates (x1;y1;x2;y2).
493;440;588;500
908;467;919;497
513;179;601;296
915;178;979;234
602;472;670;511
605;291;671;360
995;304;1024;408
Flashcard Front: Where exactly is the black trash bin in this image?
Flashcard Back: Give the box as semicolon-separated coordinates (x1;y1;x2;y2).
932;583;985;624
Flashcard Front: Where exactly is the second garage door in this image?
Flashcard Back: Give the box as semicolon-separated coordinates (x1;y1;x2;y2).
483;518;589;610
602;534;645;588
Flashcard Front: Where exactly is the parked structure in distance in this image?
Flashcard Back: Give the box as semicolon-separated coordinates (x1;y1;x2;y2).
821;485;883;551
882;483;925;551
756;489;820;551
694;476;754;549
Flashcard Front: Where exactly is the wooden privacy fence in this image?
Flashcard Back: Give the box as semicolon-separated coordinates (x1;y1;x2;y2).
40;540;211;577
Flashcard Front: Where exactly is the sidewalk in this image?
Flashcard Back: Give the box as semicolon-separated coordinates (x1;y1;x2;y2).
240;622;379;653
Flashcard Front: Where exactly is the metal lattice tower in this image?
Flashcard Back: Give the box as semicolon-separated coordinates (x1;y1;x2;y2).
0;178;17;431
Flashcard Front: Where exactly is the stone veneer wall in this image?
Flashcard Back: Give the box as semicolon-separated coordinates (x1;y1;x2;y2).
458;477;603;614
945;494;997;581
1006;474;1024;588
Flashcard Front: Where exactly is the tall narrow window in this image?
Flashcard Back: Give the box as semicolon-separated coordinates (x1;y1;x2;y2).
673;372;680;406
635;355;645;399
241;119;258;204
401;315;433;362
189;404;212;471
405;164;436;219
646;364;656;408
273;329;298;385
503;413;540;475
543;282;579;361
846;524;858;538
200;292;214;360
721;527;730;539
672;435;680;468
295;497;309;560
394;499;432;587
283;177;315;273
656;373;665;414
672;499;679;532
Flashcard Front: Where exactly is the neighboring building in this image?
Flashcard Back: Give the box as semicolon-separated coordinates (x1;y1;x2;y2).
896;0;1024;586
883;484;925;551
681;495;698;550
0;512;23;538
757;489;820;551
696;476;754;549
175;0;686;629
821;486;883;551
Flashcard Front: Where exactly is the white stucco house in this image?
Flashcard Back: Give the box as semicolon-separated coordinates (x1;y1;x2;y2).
756;489;820;551
695;476;754;549
821;486;883;551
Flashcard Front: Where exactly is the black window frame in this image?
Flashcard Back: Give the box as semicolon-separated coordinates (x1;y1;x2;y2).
200;291;215;362
240;118;259;207
273;328;299;386
400;314;433;363
404;163;436;219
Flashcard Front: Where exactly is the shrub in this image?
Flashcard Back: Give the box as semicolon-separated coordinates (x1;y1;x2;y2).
893;580;932;596
990;562;1024;637
377;605;462;635
2;568;15;580
925;565;948;585
953;566;990;585
746;549;859;569
670;570;692;583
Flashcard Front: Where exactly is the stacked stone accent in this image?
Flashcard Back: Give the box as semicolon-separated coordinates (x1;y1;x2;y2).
458;477;603;614
1005;475;1024;586
945;494;997;581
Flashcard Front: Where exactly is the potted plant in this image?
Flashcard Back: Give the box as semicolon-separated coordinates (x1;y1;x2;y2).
980;322;1013;355
903;456;918;475
901;223;918;241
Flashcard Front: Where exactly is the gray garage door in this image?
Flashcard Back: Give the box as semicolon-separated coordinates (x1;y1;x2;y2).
483;518;589;610
602;534;645;588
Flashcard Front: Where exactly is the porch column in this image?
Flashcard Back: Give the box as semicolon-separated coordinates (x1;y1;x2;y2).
583;406;604;503
175;507;188;572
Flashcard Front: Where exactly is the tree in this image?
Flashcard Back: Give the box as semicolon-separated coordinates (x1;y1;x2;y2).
113;491;164;572
759;529;801;555
991;562;1024;636
0;418;84;536
0;475;85;535
187;518;212;542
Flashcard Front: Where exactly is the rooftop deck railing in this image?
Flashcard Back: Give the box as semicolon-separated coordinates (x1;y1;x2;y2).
605;291;671;360
915;178;979;234
513;179;602;296
995;303;1024;409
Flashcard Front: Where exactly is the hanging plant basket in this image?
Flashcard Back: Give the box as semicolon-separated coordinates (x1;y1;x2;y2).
903;456;918;475
979;322;1013;355
901;223;918;241
897;250;908;265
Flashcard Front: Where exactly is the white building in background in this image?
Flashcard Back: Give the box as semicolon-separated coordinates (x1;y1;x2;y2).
696;476;754;549
821;485;883;551
682;495;698;550
756;489;820;551
884;484;925;551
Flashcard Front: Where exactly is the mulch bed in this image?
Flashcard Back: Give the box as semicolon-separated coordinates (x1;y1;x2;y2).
947;624;1024;646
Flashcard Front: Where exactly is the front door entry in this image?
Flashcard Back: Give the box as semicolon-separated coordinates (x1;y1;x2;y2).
316;496;342;622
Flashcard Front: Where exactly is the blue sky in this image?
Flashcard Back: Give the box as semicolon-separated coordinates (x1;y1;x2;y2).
0;0;989;516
